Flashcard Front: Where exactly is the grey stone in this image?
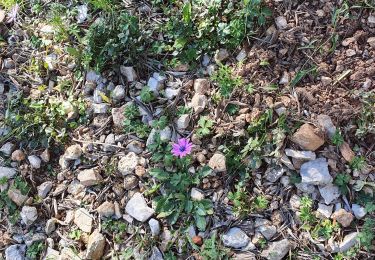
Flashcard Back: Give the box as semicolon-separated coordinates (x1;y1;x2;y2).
194;79;210;95
0;142;15;156
257;225;277;240
148;218;161;236
124;175;138;190
261;239;291;260
164;88;180;99
28;155;41;169
0;167;17;179
265;166;286;182
300;158;332;185
289;194;301;211
285;149;316;160
74;208;93;233
190;188;205;201
126;140;144;154
5;244;26;260
37;181;53;198
146;127;171;146
86;70;100;83
45;218;57;234
176;114;190;130
351;204;366;219
214;49;229;62
236;49;247;62
103;133;117;152
336;232;359;253
8;189;28;206
118;152;139;175
319;184;340;204
120;66;137;82
149;246;163;260
21;206;38;225
112;85;126;101
275;16;287;29
317;203;333;218
125;192;154;222
76;4;88;23
317;115;336;139
92;103;109;114
222;227;250;249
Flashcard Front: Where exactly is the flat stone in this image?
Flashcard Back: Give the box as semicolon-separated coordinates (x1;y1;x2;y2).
126;140;144;154
176;114;190;130
221;227;250;249
37;181;53;198
21;206;38;225
261;239;291;260
289;194;301;211
291;123;325;151
317;115;336;138
44;247;60;259
77;168;102;186
190;188;205;201
124;175;138;190
45;218;57;234
0;142;15;156
118;152;139;175
0;167;17;179
112;85;126;101
275;16;287;29
148;218;161;236
208;153;226;172
351;204;366;219
149;246;163;260
120;66;137;82
265;166;286;182
338;232;359;253
74;208;93;232
92;103;109;114
300;158;332;185
40;149;50;162
164;88;180;99
257;225;277;240
8;189;28;206
125;192;154;222
194;79;210;95
319;184;341;204
190;94;207;114
5;244;26;260
331;209;354;227
86;229;105;260
214;49;229;62
96;201;115;218
317;203;333;218
64;144;82;160
285;149;316;160
339;142;355;162
112;105;126;129
28;155;42;169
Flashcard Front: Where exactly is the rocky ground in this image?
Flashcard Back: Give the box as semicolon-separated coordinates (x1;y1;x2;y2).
0;0;374;260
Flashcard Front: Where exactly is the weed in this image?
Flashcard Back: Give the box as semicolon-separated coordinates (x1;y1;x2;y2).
358;217;375;250
140;87;155;103
350;156;366;171
199;232;230;260
257;237;267;249
355;92;375;139
150;165;213;231
123;103;150;138
252;195;269;211
147;134;174;167
332;129;344;146
102;219;127;243
87;0;117;12
290;172;302;184
211;64;242;98
12;176;30;195
196;116;213;137
83;12;141;71
0;0;21;10
228;184;251;217
152;116;169;130
299;196;315;229
26;241;45;260
226;104;239;116
151;0;271;66
290;66;317;87
176;106;192;116
69;229;82;240
312;219;339;240
4;93;86;148
334;173;351;195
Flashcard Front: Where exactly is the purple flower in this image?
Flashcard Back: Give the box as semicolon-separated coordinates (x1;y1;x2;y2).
172;138;192;158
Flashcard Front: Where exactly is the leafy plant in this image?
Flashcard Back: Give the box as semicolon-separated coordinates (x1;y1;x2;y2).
176;106;192;116
358;217;375;250
226;104;239;116
26;241;45;260
350;156;366;171
252;195;269;211
102;219;127;243
150;165;213;231
123;103;150;138
332;129;344;146
334;173;351;195
69;229;82;240
211;64;242;98
299;196;315;229
196;116;213;137
147;134;174;167
312;219;339;240
199;233;229;260
152;115;169;130
140;87;155;103
228;184;250;217
290;66;317;87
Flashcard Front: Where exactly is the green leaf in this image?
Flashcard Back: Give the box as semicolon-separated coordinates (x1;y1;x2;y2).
195;215;206;231
182;2;192;24
149;168;169;181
